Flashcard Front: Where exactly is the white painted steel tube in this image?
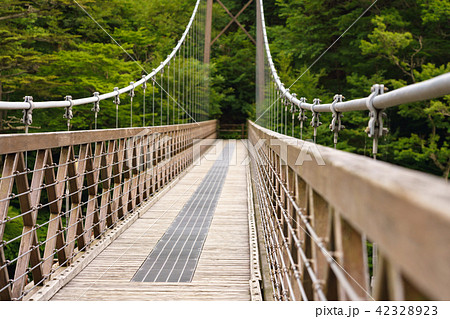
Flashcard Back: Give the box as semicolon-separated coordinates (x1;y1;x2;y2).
0;0;202;111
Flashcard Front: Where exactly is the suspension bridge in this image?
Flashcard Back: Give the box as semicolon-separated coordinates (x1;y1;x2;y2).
0;0;449;301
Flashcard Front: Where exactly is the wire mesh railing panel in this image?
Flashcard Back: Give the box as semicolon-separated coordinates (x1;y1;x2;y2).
248;120;450;301
0;120;216;301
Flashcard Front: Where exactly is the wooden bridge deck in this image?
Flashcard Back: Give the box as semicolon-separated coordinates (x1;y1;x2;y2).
50;140;252;301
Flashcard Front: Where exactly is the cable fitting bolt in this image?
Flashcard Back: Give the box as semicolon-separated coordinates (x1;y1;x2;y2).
91;92;100;113
63;96;73;120
129;82;135;99
310;98;322;128
113;87;120;105
22;96;34;127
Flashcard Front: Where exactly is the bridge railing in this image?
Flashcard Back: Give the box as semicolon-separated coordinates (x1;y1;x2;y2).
0;0;210;132
255;0;450;159
0;120;216;300
248;120;450;301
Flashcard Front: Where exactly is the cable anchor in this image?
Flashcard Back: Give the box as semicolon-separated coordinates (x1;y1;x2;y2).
329;94;345;148
365;84;388;158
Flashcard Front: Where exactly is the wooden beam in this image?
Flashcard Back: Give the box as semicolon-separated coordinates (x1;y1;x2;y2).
215;0;255;45
0;120;217;155
204;0;213;64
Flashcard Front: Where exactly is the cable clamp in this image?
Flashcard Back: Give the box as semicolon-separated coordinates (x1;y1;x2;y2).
290;93;298;113
298;97;307;123
310;98;322;128
283;88;290;111
366;84;388;138
142;75;148;90
22;96;34;127
91;92;100;113
129;81;135;99
366;84;388;156
113;87;120;105
329;94;344;131
63;95;73;120
329;94;345;146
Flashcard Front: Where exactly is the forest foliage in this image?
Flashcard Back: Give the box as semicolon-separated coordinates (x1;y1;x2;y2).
0;0;449;179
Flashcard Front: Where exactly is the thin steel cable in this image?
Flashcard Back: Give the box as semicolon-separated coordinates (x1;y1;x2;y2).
0;0;204;127
255;0;379;123
254;139;375;301
152;75;155;126
160;68;164;125
173;51;176;124
143;82;146;127
167;63;170;126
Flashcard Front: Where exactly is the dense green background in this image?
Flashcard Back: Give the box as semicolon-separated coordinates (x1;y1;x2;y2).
0;0;449;179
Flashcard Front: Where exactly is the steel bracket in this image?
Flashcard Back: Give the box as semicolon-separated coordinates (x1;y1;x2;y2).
22;96;34;128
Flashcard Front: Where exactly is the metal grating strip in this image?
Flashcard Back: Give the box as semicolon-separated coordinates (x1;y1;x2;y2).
132;142;234;282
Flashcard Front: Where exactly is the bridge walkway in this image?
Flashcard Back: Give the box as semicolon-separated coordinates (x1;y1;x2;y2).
50;140;253;301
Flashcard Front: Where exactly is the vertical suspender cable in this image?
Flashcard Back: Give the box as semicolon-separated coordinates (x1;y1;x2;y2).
173;51;176;124
167;61;170;126
152;71;155;127
160;66;164;125
178;42;181;123
183;40;186;123
142;76;147;127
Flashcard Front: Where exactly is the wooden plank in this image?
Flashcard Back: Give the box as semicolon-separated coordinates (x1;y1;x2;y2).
0;154;18;300
66;145;88;260
42;148;69;275
12;150;47;299
0;120;217;155
84;142;102;242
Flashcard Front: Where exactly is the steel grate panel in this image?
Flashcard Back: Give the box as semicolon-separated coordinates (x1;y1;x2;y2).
132;143;234;283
